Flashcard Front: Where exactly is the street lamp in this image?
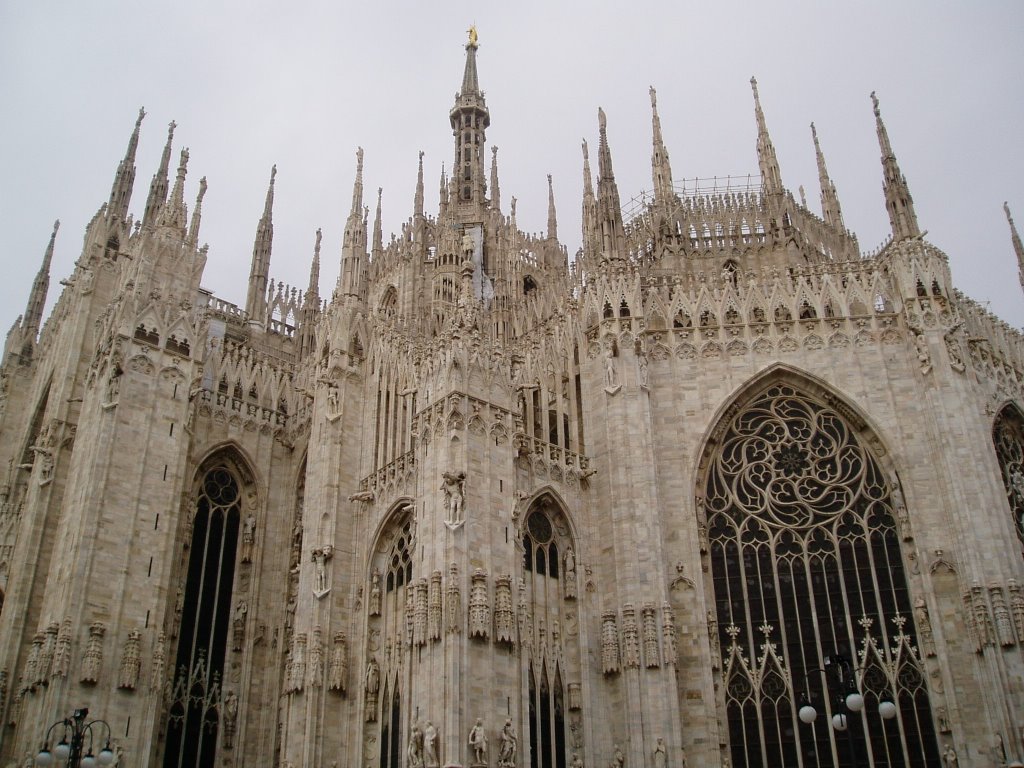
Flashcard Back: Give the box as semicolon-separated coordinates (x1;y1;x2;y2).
35;708;115;767
797;655;897;767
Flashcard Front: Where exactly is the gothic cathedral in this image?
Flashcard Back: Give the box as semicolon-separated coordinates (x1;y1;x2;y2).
2;30;1024;768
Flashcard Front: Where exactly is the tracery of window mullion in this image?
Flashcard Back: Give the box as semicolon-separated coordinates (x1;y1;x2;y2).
773;549;811;768
755;535;787;765
202;504;234;758
808;550;847;766
797;548;831;768
736;535;771;768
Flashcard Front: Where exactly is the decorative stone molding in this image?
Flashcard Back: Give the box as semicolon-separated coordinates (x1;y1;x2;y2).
601;610;620;675
117;629;141;690
329;632;348;694
469;569;490;640
494;574;514;646
80;622;106;684
428;570;442;642
621;603;640;668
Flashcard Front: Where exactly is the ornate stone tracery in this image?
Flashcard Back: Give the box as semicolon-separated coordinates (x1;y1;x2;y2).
992;404;1024;552
703;381;941;765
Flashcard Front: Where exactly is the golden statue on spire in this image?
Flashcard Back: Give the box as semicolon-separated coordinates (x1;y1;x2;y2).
467;25;479;48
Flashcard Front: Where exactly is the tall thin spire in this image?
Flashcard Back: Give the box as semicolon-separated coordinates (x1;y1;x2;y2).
1005;202;1024;298
596;108;626;261
107;107;145;223
414;151;425;221
490;146;501;212
547;174;558;241
871;91;920;240
649;86;675;205
581;139;598;259
157;148;190;232
811;123;845;231
450;29;490;209
297;228;322;358
245;165;276;322
372;187;384;259
750;77;783;197
143;120;176;228
22;220;59;341
308;227;322;300
340;149;368;297
187;177;208;247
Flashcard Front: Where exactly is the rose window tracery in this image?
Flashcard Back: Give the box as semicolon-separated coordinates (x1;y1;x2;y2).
704;383;940;767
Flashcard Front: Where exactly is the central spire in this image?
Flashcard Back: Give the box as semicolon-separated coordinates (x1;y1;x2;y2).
449;28;490;209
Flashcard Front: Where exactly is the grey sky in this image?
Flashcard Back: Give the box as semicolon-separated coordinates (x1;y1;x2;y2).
2;1;1022;331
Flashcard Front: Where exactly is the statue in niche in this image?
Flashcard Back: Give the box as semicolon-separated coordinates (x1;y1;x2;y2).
364;656;380;722
423;721;440;768
610;744;624;767
497;718;518;767
469;718;488;765
570;754;584;768
604;344;618;390
637;350;649;388
942;744;958;767
241;513;256;563
915;596;936;656
369;568;382;616
563;546;578;599
441;470;466;527
407;724;424;768
653;738;667;768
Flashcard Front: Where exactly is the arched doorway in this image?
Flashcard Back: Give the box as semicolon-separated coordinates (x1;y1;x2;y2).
700;380;940;767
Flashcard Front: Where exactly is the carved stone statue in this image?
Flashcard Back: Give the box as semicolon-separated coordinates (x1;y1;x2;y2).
441;470;466;526
942;744;958;767
117;629;141;690
241;513;256;562
408;724;424;768
232;599;247;652
498;718;518;767
563;546;578;599
469;718;488;765
610;743;624;767
312;545;333;596
364;656;380;721
423;720;439;768
570;753;584;768
604;345;618;389
369;568;382;616
653;738;667;768
222;690;238;749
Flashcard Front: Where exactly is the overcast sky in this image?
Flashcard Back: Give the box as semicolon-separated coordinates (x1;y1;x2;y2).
2;1;1022;333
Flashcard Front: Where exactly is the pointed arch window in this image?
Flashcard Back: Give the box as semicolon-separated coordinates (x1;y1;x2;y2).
992;404;1024;553
703;382;940;767
164;465;242;768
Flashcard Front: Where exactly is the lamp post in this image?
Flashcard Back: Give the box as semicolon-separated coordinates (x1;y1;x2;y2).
34;708;115;767
797;654;897;767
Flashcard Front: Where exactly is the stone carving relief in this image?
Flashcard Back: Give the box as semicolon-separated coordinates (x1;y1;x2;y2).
642;603;659;668
423;720;439;768
890;477;913;541
328;631;348;694
414;578;428;647
971;583;994;650
469;569;490;640
708;610;721;669
428;570;442;641
80;622;105;684
117;629;141;690
659;606;675;663
151;631;166;693
990;583;1015;647
601;610;620;675
309;626;323;688
446;563;461;634
441;470;466;528
408;723;424;768
1008;579;1024;642
495;574;514;645
914;598;936;657
621;603;640;668
52;619;71;680
567;682;582;711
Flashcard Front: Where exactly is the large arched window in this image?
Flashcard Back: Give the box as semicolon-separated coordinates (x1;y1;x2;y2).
521;497;572;768
366;505;414;768
992;404;1024;554
702;382;940;767
164;462;244;768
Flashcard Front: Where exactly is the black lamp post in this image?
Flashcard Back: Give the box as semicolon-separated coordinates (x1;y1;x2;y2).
34;708;115;767
797;655;897;767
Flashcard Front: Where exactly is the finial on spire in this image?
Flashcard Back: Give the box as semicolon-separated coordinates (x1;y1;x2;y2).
649;84;675;204
810;122;845;230
547;174;558;241
372;187;384;256
750;76;782;196
22;219;60;341
489;146;501;212
350;147;365;217
246;164;277;322
143;118;177;228
188;176;208;246
467;24;479;49
1005;201;1024;297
